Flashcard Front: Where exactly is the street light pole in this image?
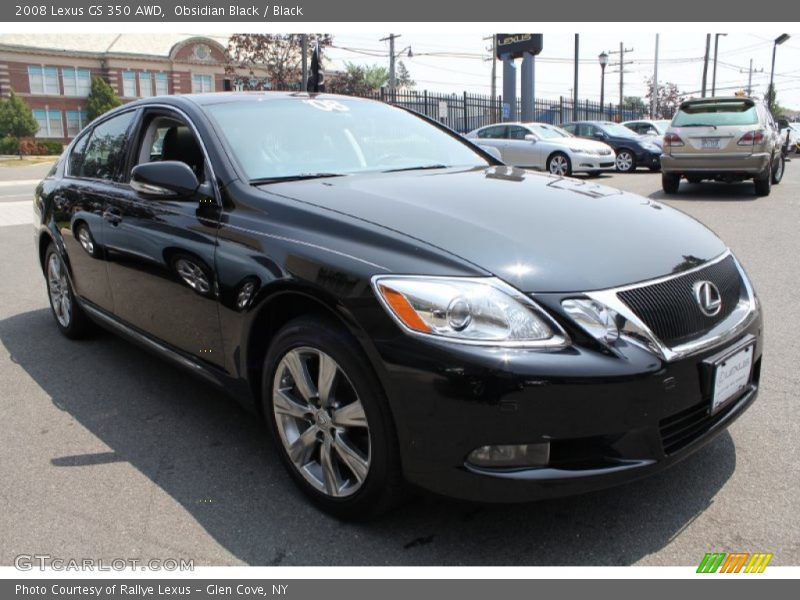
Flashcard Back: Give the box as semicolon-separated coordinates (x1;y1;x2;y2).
598;51;608;118
701;34;711;97
711;33;727;97
769;34;790;110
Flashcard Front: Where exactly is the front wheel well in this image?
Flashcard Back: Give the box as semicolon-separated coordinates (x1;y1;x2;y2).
245;292;351;415
38;230;55;273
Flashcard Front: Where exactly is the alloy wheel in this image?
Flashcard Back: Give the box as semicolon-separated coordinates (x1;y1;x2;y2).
272;347;371;498
549;155;569;176
47;253;72;327
616;151;634;172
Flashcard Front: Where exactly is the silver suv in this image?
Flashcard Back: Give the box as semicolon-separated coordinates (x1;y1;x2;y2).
661;96;784;196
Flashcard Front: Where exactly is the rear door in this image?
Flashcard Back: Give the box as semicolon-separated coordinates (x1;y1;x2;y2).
102;108;225;366
474;125;509;159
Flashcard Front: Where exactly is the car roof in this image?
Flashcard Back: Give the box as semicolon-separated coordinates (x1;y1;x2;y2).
118;91;378;110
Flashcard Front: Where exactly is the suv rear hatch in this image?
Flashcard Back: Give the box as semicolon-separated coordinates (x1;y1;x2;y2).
667;98;761;156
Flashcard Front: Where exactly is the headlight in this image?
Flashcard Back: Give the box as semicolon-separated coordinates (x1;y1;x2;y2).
569;147;590;154
372;276;568;347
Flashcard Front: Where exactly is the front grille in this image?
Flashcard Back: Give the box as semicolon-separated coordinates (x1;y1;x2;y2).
617;255;743;347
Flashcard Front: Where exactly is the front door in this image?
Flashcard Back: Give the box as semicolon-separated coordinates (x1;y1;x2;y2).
102;110;224;367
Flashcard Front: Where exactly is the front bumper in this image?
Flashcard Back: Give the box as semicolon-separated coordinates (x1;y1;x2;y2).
635;150;662;169
372;308;763;503
661;152;770;175
571;152;616;173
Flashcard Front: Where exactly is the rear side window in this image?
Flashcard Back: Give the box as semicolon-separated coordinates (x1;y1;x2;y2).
478;125;507;139
67;132;90;175
507;125;529;140
79;111;136;181
673;101;759;127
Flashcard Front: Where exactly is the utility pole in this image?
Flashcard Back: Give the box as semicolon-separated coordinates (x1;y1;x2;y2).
301;34;308;89
651;34;659;118
701;34;711;97
740;59;764;96
573;34;579;116
711;33;727;96
608;43;634;120
380;33;400;98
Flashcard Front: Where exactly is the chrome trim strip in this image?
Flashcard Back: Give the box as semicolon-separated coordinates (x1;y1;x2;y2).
584;250;758;362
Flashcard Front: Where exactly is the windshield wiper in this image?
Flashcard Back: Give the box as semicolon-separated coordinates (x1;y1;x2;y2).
249;173;345;185
383;164;450;173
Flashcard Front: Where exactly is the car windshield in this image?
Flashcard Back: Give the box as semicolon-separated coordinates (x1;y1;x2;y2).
526;124;571;139
672;101;759;127
600;123;639;138
204;96;489;181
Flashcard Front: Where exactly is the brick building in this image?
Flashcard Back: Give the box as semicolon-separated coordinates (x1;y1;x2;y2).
0;34;230;142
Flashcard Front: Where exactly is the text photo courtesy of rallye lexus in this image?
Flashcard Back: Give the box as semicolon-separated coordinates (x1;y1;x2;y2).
34;92;763;519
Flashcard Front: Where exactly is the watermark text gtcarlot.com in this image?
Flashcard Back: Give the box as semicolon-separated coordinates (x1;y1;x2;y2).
14;554;194;571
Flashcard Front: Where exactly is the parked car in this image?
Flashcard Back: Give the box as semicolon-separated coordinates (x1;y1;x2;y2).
784;123;800;154
465;122;616;176
622;119;672;149
661;96;784;196
35;92;762;519
562;120;663;172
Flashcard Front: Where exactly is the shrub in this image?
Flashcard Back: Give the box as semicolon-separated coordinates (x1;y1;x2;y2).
0;135;19;155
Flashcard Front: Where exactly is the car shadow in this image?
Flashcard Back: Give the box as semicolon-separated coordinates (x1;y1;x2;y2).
650;181;762;203
1;308;737;566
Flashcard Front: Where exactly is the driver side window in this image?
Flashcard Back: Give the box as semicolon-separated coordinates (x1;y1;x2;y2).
135;114;207;183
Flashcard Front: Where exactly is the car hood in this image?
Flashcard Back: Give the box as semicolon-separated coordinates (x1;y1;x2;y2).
263;166;726;292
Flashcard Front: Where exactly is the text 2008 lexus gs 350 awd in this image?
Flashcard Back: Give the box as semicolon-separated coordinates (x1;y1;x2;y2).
34;93;762;519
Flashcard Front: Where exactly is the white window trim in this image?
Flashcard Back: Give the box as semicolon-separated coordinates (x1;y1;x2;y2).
121;70;138;98
62;67;91;97
66;109;87;137
191;73;213;94
33;106;64;138
28;65;60;96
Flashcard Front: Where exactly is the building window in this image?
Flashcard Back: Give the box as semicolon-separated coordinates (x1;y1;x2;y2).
66;109;87;137
62;68;91;97
122;71;137;97
154;72;169;95
139;71;153;97
28;66;59;95
191;74;213;94
32;108;64;138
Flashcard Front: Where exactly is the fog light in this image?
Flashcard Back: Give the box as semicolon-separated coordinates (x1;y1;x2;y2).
467;442;550;468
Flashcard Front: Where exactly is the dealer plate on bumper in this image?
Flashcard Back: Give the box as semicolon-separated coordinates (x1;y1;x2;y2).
709;341;754;414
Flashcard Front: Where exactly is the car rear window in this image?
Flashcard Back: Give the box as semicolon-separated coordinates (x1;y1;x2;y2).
672;101;759;127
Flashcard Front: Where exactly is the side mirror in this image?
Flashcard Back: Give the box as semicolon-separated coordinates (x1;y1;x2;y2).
478;145;503;162
130;161;200;198
524;133;538;142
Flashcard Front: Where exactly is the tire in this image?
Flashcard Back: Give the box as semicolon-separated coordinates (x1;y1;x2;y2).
262;315;404;520
615;149;636;173
771;154;784;184
687;176;703;184
44;244;94;339
547;152;572;176
754;165;772;196
662;173;680;194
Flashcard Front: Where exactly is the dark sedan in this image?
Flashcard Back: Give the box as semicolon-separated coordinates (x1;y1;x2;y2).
34;93;762;519
562;120;663;172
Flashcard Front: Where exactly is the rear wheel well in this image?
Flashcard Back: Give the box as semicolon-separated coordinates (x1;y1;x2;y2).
246;292;349;415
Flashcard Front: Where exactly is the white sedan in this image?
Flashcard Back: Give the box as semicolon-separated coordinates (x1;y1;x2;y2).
466;122;617;176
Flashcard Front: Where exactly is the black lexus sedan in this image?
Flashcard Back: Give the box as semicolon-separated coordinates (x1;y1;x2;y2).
562;120;663;172
34;93;762;519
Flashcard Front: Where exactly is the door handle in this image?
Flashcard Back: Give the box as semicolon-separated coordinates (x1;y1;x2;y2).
103;207;122;226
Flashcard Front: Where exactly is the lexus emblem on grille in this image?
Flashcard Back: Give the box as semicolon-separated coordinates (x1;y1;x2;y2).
693;281;722;317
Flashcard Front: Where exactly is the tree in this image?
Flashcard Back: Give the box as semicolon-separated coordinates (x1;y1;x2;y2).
765;87;786;119
645;77;685;118
0;90;39;158
86;77;122;122
622;96;647;114
226;34;333;90
395;61;415;89
327;63;389;95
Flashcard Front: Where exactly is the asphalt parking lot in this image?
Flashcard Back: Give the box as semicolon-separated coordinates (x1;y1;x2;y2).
1;158;798;566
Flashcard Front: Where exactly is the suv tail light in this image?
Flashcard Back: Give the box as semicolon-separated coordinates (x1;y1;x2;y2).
663;133;684;148
738;130;765;145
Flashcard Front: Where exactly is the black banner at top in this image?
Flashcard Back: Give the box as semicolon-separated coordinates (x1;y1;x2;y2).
1;0;799;21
